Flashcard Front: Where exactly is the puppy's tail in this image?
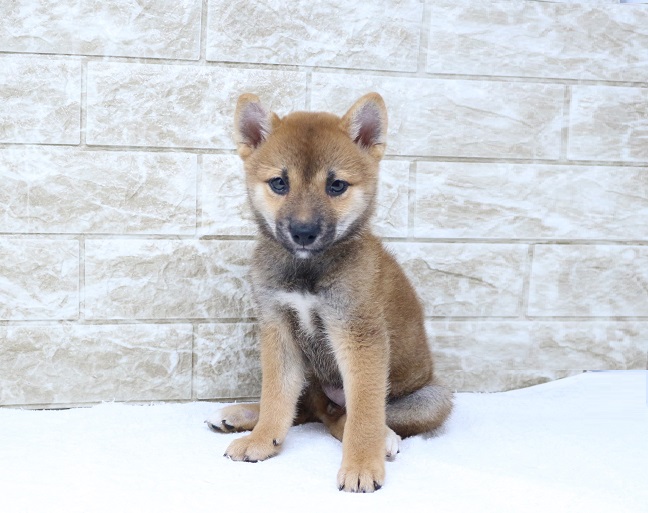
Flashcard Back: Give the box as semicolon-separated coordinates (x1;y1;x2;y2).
386;382;453;438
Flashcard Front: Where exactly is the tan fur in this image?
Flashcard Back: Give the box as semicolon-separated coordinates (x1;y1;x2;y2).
207;92;452;493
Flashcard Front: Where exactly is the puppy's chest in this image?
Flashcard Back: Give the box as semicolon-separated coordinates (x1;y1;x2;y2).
273;290;342;386
275;291;323;336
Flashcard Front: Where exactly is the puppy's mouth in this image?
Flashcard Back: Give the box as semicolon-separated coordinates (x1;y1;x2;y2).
294;248;316;259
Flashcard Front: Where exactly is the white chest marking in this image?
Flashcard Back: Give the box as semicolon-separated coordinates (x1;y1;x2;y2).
275;291;320;335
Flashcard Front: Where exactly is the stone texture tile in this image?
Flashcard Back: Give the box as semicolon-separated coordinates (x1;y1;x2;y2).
85;239;255;319
200;154;255;236
194;323;261;399
529;245;648;316
0;0;201;60
414;162;648;240
439;369;582;393
427;321;648;373
0;239;79;320
0;324;192;406
207;0;423;72
388;243;527;316
375;160;410;237
200;156;409;237
86;63;307;149
0;147;196;234
569;86;648;163
0;150;30;232
311;74;564;159
0;57;80;144
427;1;648;82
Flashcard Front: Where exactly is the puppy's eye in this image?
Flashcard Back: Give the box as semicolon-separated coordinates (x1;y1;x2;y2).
268;177;288;195
327;179;348;197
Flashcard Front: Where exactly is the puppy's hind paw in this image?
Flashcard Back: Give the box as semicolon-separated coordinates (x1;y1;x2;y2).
385;427;401;461
205;403;260;433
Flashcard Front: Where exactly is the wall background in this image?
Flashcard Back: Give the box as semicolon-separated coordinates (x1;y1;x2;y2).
1;0;647;407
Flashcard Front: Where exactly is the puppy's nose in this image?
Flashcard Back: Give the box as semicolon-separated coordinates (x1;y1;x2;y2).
289;221;320;247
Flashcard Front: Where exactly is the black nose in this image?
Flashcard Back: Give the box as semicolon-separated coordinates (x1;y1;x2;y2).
289;221;320;247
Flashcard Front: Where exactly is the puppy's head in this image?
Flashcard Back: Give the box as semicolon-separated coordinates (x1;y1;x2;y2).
233;93;387;258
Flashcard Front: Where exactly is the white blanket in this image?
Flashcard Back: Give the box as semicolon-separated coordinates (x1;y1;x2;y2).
1;371;645;513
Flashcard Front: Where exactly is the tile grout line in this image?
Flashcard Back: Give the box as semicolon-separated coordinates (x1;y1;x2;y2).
407;160;417;238
196;154;203;237
520;245;535;319
2;141;647;168
560;86;572;161
3;50;648;89
80;58;87;147
416;0;431;76
190;324;197;401
79;236;86;322
4;316;648;327
2;233;648;245
199;0;209;64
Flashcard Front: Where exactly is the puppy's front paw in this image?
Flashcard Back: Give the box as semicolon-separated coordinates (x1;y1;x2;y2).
337;457;385;493
224;434;280;463
206;403;259;433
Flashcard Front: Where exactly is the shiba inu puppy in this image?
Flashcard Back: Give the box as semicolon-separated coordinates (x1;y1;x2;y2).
206;92;452;493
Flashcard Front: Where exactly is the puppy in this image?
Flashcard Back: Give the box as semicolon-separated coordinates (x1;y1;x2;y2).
207;92;452;493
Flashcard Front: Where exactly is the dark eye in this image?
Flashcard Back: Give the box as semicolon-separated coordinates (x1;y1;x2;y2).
327;179;348;197
268;176;288;195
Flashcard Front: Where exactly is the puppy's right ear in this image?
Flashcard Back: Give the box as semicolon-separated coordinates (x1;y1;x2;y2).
233;94;276;160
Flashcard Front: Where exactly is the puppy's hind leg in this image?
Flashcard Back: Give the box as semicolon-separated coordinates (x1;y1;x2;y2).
206;403;260;433
387;382;453;438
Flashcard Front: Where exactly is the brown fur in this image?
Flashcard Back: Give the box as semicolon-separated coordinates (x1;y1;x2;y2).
207;93;452;493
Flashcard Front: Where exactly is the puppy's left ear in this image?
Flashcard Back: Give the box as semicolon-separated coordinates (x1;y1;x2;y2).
340;92;388;160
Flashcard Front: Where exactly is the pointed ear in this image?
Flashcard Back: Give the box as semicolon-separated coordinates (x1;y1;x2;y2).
233;94;276;160
340;93;388;159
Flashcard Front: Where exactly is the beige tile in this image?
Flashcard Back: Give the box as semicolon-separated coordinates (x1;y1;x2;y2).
200;155;255;236
0;239;78;320
438;369;583;393
388;243;527;316
200;156;409;237
427;321;648;372
427;0;648;81
1;147;196;234
414;162;648;240
311;73;564;159
207;0;423;71
85;239;255;319
374;160;410;237
194;323;261;399
0;57;80;144
0;0;201;59
86;62;307;148
530;322;648;370
0;149;30;232
0;324;192;406
529;245;648;316
569;86;648;163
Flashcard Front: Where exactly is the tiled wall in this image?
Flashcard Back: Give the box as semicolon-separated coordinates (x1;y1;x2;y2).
1;0;647;407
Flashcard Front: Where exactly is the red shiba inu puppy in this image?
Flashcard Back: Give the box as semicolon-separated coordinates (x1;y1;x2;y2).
206;92;452;493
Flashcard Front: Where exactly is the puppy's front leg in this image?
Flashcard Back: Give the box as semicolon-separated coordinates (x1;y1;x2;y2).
225;319;304;462
329;323;389;493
